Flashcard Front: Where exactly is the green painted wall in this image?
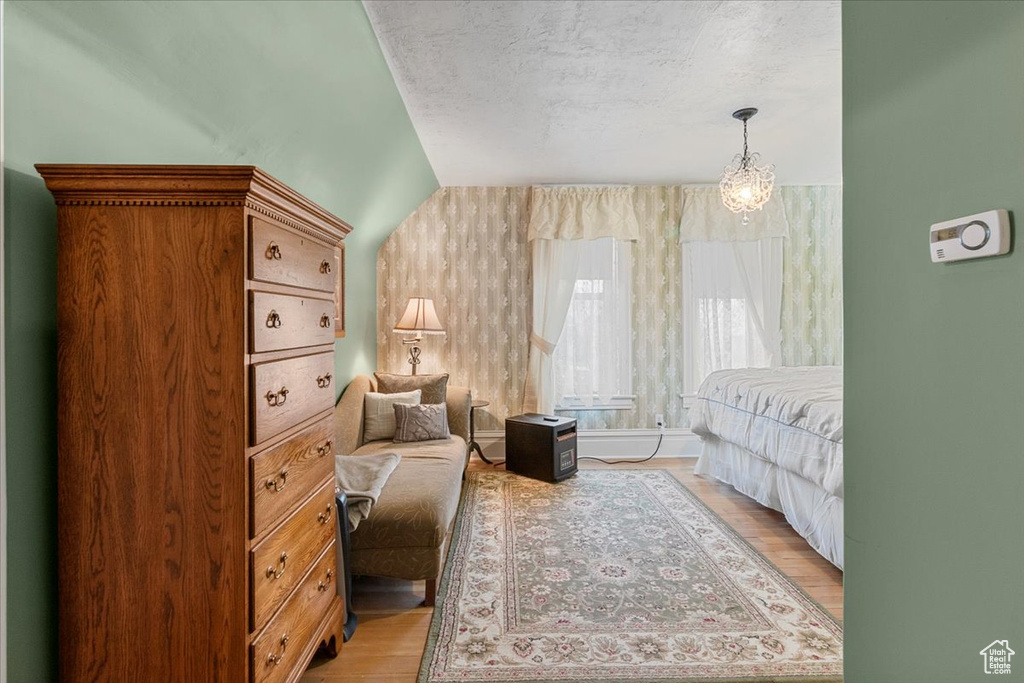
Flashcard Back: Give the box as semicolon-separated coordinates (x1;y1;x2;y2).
2;1;437;680
843;2;1024;682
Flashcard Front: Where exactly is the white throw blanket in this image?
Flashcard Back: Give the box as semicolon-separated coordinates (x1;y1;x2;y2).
335;453;401;531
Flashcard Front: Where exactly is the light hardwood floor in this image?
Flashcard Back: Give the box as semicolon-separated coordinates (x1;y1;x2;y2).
302;456;844;683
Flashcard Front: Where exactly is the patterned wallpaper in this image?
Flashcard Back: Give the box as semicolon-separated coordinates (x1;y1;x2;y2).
779;186;844;366
378;187;533;431
378;186;842;431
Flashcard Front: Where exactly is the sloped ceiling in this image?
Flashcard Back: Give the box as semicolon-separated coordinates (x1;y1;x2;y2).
364;0;841;186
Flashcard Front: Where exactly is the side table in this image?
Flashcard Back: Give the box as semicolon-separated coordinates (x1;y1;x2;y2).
470;399;493;464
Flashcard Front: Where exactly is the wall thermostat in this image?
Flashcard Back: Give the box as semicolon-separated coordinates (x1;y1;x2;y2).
930;209;1010;263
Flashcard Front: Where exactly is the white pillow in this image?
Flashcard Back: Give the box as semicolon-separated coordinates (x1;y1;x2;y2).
363;389;421;442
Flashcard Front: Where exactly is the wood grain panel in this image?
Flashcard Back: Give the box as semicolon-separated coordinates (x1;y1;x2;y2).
42;164;350;683
251;416;335;538
55;202;248;681
250;291;335;353
251;217;336;292
251;481;336;632
251;352;335;445
334;244;345;338
252;543;340;683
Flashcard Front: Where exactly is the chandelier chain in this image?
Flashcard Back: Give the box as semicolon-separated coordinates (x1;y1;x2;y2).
742;120;750;168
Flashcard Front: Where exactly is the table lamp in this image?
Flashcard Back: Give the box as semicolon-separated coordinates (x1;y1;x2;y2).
394;297;445;375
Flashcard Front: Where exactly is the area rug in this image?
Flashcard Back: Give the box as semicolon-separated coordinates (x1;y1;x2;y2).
418;470;842;682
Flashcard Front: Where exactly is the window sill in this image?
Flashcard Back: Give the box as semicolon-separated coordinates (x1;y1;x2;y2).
555;396;637;411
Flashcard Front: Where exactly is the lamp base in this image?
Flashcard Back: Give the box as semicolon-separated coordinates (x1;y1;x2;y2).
402;336;422;376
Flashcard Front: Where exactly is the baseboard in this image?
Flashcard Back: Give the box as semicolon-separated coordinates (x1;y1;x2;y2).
474;428;702;462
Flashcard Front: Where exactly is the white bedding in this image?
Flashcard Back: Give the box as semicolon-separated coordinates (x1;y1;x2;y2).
690;366;844;568
690;366;843;499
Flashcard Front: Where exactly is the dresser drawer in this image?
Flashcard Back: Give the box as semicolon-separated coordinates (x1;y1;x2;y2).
251;352;335;445
251;416;335;538
251;481;336;632
251;542;338;683
251;217;336;293
250;291;335;354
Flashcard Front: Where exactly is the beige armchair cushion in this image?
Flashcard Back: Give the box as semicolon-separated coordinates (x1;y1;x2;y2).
348;437;466;555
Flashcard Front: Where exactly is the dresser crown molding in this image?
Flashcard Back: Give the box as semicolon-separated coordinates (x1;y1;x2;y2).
35;164;353;243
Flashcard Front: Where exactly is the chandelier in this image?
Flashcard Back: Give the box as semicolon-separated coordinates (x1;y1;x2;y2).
719;107;775;224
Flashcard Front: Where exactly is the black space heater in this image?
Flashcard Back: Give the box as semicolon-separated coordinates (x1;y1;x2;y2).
505;413;578;483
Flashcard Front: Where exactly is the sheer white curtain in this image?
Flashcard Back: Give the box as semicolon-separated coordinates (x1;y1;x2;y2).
553;238;632;408
682;238;784;394
523;187;640;414
522;239;582;414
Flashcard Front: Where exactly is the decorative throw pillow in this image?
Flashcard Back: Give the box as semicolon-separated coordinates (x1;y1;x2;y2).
374;372;449;405
363;390;421;442
393;402;451;443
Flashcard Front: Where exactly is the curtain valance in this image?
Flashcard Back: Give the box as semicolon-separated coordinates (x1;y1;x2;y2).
527;186;641;241
679;187;789;242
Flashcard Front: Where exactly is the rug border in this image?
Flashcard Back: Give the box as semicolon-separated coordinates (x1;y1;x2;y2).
415;469;843;683
652;470;844;631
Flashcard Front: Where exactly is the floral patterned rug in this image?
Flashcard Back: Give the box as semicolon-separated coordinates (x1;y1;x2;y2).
418;470;842;682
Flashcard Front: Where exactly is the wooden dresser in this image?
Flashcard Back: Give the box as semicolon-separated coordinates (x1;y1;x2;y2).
38;165;352;682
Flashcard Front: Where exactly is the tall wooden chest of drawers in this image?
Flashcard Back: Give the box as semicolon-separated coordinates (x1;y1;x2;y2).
39;165;351;682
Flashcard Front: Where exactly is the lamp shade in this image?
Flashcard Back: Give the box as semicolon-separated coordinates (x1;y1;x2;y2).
394;297;445;335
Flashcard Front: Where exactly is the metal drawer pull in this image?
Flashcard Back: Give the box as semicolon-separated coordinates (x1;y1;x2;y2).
266;634;289;666
316;373;332;389
319;313;332;328
266;242;282;260
265;387;288;407
265;470;287;492
320;259;332;274
317;569;334;592
265;552;288;580
316;439;333;457
317;505;332;524
266;310;282;328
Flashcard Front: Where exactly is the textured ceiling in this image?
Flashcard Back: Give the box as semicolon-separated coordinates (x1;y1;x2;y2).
364;0;841;186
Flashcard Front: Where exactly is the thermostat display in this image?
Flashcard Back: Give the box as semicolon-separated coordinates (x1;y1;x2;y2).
930;209;1010;263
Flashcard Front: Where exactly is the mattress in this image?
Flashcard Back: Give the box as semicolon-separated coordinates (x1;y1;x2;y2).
689;366;843;500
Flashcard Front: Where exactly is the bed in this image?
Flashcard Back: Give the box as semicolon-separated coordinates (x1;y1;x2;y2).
689;366;843;569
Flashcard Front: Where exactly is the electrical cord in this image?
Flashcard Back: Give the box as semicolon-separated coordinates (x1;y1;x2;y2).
579;430;664;465
482;428;666;467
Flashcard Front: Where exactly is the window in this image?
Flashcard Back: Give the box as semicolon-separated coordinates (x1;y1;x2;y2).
553;238;633;409
681;238;783;396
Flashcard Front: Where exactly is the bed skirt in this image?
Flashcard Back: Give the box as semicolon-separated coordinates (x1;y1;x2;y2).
695;435;844;570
